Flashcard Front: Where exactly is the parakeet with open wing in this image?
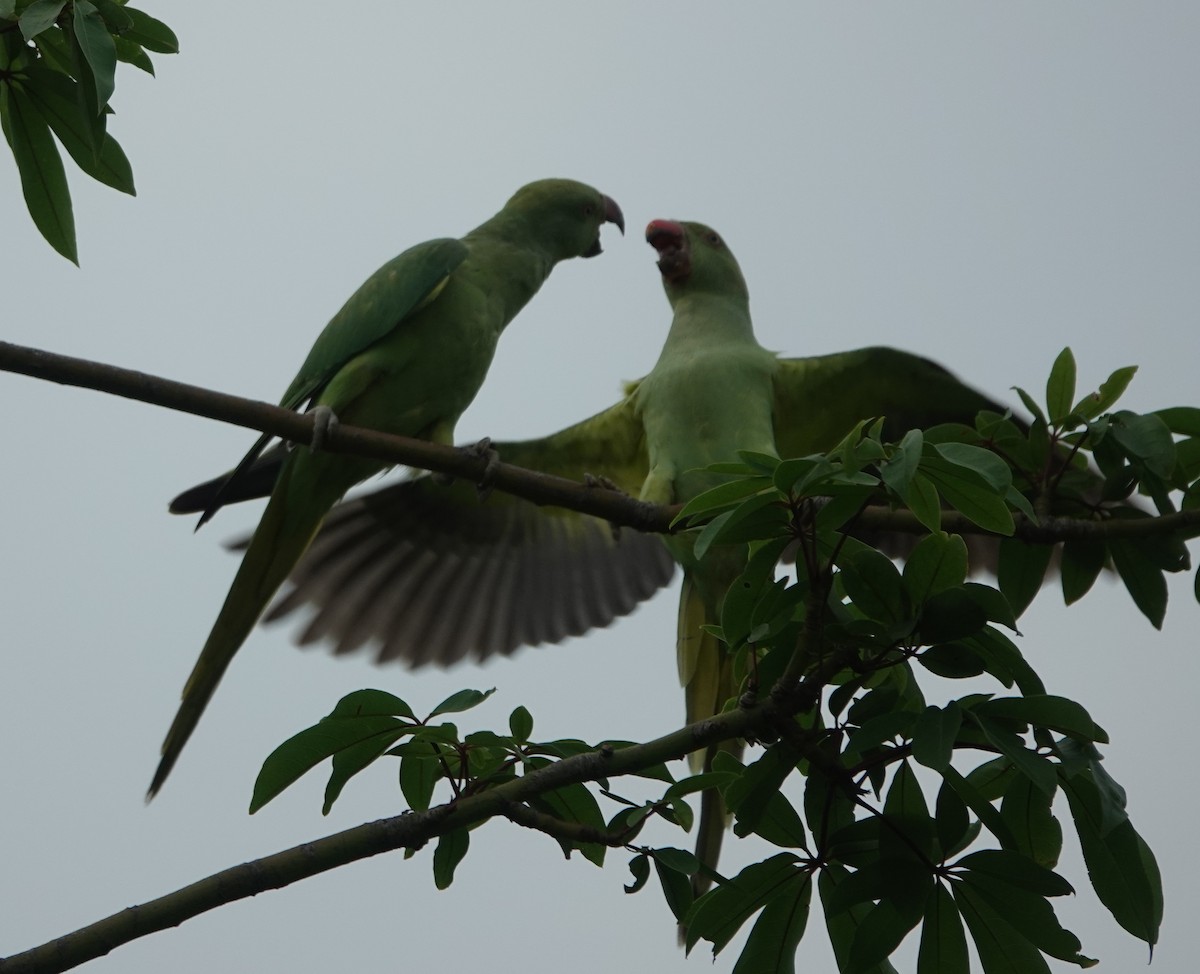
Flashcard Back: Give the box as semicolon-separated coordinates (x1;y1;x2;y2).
150;178;624;797
173;224;1004;676
169;220;1010;881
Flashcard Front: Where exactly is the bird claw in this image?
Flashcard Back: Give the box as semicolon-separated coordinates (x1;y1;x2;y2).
465;437;501;501
585;472;626;541
309;405;340;452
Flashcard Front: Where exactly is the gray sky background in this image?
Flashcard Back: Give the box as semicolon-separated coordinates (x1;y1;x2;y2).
3;4;1199;972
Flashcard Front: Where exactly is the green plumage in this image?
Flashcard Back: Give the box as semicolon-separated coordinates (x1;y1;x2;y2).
170;218;1006;882
151;178;624;797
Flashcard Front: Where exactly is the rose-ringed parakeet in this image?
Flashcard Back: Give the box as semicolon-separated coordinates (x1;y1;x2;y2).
149;178;624;798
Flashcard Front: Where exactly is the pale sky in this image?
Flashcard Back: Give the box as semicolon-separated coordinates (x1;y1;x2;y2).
3;4;1199;972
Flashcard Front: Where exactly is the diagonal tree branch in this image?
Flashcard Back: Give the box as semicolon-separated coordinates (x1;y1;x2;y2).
2;339;1197;544
0;692;797;974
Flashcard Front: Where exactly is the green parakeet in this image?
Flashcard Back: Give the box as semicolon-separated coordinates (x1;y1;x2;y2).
170;221;1010;884
150;178;625;798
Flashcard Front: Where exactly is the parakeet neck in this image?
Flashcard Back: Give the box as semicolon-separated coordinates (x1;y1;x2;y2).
461;229;555;332
661;293;758;351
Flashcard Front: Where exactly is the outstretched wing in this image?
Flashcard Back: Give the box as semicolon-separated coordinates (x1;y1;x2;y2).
773;347;1004;455
263;389;676;666
773;347;1008;569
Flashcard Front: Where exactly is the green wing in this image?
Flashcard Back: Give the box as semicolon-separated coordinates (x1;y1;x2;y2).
196;238;468;526
279;237;468;409
772;346;1004;455
773;347;1007;568
262;388;677;666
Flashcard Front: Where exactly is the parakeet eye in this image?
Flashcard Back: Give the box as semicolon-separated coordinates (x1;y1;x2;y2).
582;203;596;217
707;232;723;247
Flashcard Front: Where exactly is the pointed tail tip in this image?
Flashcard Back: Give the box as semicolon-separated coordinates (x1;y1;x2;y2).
146;749;177;803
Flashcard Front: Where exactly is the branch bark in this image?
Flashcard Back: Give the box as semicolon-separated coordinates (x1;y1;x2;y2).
0;696;791;974
2;340;1195;544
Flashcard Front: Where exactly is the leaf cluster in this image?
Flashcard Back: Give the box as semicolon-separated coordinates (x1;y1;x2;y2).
0;0;177;261
256;351;1187;972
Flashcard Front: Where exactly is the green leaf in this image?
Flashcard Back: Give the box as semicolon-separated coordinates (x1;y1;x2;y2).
976;694;1106;744
727;750;807;850
912;703;963;772
675;475;774;524
880;428;924;496
955;873;1099;964
818;865;901;974
399;751;439;812
1074;365;1137;421
934;778;975;860
996;539;1053;618
18;0;65;40
1060;539;1106;605
508;705;533;743
1111;410;1177;480
1004;484;1039;524
732;872;812;974
625;853;650;894
940;766;1018;850
22;61;134;191
933;442;1013;494
919;642;985;680
332;688;416;720
966;626;1046;695
921;454;1014;535
72;1;116;110
881;760;936;867
848;899;923;973
902;472;942;534
533;781;607;866
1060;770;1162;946
917;883;969;974
685;853;803;954
92;0;131;31
971;715;1057;797
903;532;968;604
953;881;1052;974
694;490;787;558
112;34;154;74
961;582;1019;631
250;713;409;813
652;846;700;876
123;6;179;53
429;687;495;717
964;755;1017;801
432;828;469;890
804;769;855;853
654;855;695;922
957;868;1094;966
839;547;910;626
1012;385;1047;426
1045;348;1076;424
28;24;71;74
1154;405;1200;436
956;849;1073;897
1109;539;1168;628
919;587;988;644
1000;776;1062;869
323;733;397;813
1;81;77;262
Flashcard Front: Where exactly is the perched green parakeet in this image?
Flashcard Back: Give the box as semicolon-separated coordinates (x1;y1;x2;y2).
171;220;1010;882
150;178;625;797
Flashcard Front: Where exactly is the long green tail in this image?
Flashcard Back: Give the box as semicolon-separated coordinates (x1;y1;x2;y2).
149;451;354;798
677;575;741;896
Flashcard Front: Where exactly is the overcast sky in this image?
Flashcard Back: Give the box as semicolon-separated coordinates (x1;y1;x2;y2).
3;4;1199;972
